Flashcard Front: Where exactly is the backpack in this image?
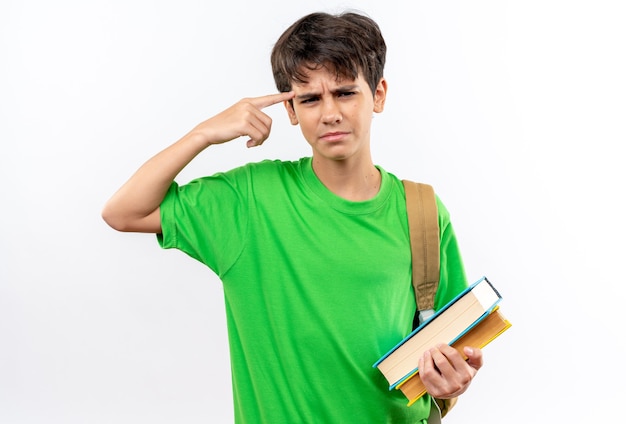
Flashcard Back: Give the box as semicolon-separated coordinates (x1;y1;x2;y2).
402;180;458;422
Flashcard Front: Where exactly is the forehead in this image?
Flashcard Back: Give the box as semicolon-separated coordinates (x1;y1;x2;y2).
291;66;362;91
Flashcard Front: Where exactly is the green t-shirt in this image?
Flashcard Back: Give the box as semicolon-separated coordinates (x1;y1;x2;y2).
158;157;467;423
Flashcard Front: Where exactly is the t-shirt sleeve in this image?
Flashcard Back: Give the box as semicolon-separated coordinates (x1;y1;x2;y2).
157;169;249;276
433;196;469;310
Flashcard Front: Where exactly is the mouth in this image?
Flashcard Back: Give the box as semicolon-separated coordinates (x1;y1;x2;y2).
320;131;349;142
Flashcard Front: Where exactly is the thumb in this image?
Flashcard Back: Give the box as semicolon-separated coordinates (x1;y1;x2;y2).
464;346;484;371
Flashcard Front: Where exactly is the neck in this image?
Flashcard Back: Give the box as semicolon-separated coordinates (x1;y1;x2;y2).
311;156;381;201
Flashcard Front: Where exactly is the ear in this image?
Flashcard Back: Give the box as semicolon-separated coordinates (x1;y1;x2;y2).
284;100;299;125
373;78;388;113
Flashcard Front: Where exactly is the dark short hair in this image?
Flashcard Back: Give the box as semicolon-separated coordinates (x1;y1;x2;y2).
271;11;387;97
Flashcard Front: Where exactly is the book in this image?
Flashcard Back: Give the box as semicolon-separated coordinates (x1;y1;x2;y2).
373;276;502;388
396;306;512;405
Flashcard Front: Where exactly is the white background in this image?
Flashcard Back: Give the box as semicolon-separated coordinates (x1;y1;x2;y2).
1;1;624;423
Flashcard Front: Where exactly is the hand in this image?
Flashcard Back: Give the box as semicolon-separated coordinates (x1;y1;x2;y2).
190;91;295;148
418;344;483;399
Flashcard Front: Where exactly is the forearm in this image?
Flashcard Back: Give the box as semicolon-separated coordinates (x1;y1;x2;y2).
102;131;209;232
102;92;294;233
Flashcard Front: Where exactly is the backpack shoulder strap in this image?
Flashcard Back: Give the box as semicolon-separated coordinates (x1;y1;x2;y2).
403;181;458;420
402;180;440;323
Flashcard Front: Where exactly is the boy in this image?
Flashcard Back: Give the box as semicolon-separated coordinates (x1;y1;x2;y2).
102;11;482;423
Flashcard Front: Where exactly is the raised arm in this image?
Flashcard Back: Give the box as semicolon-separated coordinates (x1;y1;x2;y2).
101;92;295;233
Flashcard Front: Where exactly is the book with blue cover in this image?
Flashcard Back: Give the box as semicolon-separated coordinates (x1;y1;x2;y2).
396;306;511;405
373;276;503;388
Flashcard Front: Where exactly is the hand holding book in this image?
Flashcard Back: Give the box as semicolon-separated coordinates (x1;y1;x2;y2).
418;343;483;399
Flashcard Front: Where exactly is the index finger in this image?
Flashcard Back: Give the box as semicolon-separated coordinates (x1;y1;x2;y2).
250;91;295;109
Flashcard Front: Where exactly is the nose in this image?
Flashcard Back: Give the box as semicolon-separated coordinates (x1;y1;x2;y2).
321;99;342;124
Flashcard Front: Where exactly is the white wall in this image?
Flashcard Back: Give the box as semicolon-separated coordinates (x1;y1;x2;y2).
1;1;624;422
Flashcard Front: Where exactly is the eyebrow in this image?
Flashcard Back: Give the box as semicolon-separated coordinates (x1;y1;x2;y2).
295;84;360;100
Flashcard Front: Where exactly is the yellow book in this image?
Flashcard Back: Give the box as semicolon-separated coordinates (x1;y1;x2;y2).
396;307;512;406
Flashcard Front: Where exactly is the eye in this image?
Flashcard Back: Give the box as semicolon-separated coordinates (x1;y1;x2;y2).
338;91;356;98
300;96;319;104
